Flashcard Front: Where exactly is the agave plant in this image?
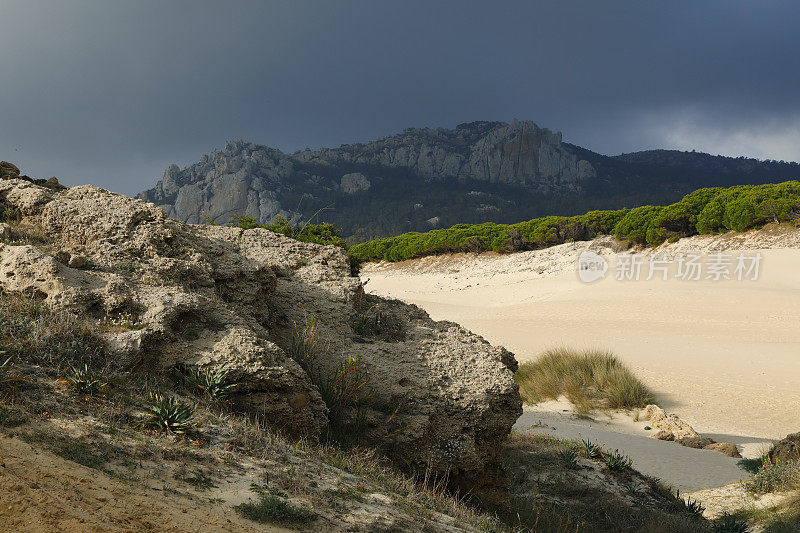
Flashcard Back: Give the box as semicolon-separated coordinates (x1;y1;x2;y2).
580;438;604;459
183;366;235;399
64;363;106;395
683;497;706;517
713;513;750;533
603;449;633;471
557;446;580;468
143;394;195;434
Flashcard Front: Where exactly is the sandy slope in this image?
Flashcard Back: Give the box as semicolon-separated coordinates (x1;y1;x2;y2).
0;435;291;533
362;225;800;489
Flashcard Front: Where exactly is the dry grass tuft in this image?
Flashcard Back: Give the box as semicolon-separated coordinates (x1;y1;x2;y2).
0;290;108;369
515;348;654;412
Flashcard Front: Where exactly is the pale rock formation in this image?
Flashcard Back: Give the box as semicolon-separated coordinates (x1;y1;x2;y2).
642;405;737;454
340;172;371;194
703;442;741;458
0;177;522;502
643;405;703;440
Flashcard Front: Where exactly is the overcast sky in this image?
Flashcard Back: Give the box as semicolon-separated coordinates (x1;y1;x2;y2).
2;1;799;195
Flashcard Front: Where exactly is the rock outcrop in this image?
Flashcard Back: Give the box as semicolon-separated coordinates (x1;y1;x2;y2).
340;172;371;194
0;177;522;502
703;442;741;458
0;161;20;180
297;120;595;190
642;405;739;456
769;432;800;463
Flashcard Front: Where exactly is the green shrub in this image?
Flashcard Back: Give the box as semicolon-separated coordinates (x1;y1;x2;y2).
613;205;667;246
235;484;316;525
745;458;800;494
349;181;800;262
229;214;346;248
697;182;800;233
317;354;374;440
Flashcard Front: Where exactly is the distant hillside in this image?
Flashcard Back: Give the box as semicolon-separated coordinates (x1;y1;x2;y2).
349;181;800;263
139;121;800;241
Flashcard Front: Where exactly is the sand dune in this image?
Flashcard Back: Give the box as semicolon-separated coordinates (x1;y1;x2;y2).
362;225;800;489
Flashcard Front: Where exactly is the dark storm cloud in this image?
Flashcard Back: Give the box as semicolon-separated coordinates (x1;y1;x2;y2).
2;0;799;194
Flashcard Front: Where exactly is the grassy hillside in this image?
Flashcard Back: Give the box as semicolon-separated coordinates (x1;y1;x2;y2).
350;181;800;263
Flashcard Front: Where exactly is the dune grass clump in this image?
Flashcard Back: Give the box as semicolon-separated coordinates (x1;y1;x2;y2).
0;289;108;369
515;348;654;412
0;352;15;383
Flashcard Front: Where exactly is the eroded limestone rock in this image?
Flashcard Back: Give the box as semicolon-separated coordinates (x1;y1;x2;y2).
0;177;522;503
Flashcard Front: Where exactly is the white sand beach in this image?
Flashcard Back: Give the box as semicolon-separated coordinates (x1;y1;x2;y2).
362;225;800;490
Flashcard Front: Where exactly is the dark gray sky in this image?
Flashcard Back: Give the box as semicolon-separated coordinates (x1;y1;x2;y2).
2;1;799;195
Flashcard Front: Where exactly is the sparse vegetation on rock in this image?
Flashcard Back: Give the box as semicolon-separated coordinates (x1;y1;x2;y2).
0;173;522;508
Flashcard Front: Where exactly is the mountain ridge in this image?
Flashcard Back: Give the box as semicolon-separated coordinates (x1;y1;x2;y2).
139;120;800;241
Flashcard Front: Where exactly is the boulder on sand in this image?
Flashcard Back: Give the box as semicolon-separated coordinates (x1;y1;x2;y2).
642;404;735;455
703;442;741;458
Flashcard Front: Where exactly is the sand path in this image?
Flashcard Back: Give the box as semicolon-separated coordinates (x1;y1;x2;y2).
362;226;800;489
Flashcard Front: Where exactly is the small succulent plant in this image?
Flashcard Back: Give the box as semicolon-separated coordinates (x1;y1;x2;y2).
182;366;235;399
143;394;195;434
64;363;106;395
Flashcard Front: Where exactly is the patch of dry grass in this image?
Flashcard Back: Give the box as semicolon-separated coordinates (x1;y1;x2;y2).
0;290;108;369
515;348;654;412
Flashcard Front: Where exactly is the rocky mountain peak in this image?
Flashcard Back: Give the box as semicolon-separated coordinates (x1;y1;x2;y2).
140;120;597;231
